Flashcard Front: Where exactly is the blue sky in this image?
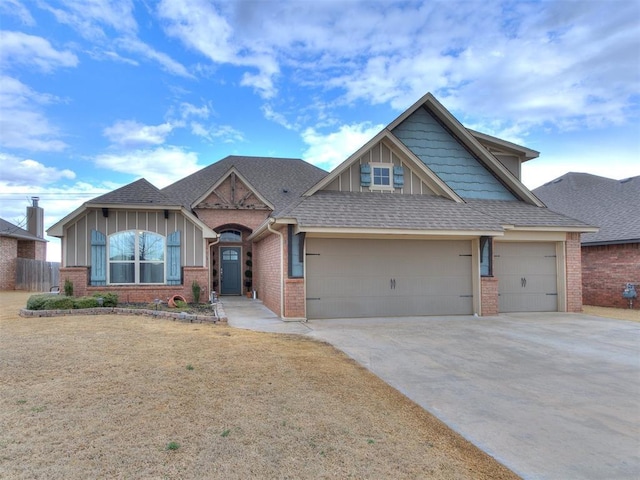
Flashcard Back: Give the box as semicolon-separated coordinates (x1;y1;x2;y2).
1;0;639;262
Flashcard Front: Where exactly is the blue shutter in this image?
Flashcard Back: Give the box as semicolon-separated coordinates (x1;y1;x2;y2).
393;166;405;188
360;164;371;187
167;230;181;285
90;229;106;286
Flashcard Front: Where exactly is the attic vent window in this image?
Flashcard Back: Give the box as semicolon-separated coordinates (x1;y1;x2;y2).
368;163;396;191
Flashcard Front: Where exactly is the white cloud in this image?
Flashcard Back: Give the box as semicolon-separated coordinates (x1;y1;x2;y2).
0;31;78;72
40;0;138;40
157;0;279;97
0;76;67;151
116;37;193;78
0;152;75;186
179;102;211;120
302;122;384;170
103;120;175;147
189;123;245;144
261;104;296;130
94;146;202;188
0;0;35;26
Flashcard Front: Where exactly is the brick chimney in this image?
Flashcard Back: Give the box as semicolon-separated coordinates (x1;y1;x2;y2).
27;197;44;239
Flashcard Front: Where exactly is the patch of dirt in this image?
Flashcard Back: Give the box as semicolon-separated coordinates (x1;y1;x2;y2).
0;291;518;479
583;305;640;322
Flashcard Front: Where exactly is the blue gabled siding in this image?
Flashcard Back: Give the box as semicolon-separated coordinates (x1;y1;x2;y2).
392;107;515;200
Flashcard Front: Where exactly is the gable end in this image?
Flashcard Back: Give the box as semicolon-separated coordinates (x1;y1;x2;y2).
392;107;517;201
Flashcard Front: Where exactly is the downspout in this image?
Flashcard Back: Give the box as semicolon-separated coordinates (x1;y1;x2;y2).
266;218;285;318
209;236;220;300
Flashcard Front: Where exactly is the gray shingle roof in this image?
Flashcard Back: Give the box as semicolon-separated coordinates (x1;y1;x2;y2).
465;199;592;229
532;173;640;244
90;178;177;206
284;191;504;231
0;218;45;241
162;156;328;214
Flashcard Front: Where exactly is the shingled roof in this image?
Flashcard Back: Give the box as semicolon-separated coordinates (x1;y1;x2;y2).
162;156;328;214
90;178;177;206
282;191;504;232
0;218;45;241
533;173;640;245
465;199;592;229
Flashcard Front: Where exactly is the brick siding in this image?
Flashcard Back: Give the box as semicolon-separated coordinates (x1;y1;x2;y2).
565;232;584;313
254;231;281;316
582;242;639;309
480;276;498;316
284;278;305;318
195;208;269;232
60;266;209;304
0;237;18;290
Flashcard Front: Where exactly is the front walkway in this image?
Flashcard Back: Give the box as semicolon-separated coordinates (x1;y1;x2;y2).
221;296;640;480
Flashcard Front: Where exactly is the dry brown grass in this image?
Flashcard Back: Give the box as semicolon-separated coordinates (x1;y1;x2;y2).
583;305;640;322
1;291;518;480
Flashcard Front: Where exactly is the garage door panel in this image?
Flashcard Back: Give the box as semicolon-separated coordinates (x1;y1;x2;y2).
306;238;473;319
499;293;557;312
495;242;558;313
397;275;472;296
498;275;557;295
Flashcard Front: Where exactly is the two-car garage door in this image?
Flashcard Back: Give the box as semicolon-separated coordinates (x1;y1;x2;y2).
306;238;473;319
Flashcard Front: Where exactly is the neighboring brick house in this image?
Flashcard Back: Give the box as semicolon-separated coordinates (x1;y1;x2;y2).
533;173;640;309
0;198;47;290
49;93;595;318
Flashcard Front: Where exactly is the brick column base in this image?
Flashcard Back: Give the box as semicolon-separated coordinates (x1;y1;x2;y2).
481;277;499;316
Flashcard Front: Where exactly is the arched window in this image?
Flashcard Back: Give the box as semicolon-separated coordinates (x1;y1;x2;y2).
109;230;165;284
220;229;242;242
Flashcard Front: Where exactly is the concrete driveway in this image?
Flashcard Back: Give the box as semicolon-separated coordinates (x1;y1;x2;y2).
225;298;640;479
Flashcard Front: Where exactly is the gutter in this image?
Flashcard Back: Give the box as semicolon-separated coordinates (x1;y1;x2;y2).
266;218;285;318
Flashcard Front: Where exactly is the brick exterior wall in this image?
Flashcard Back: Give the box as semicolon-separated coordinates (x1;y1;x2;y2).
35;241;46;261
254;231;281;316
60;267;89;297
194;207;269;232
284;278;305;318
60;266;209;304
565;232;583;313
480;276;498;316
582;242;640;309
0;237;18;290
17;240;36;259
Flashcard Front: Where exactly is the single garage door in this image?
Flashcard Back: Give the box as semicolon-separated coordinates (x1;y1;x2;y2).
494;242;558;312
306;238;473;319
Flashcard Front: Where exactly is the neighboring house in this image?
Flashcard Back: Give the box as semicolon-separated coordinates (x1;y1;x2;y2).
0;198;47;290
48;93;595;318
533;173;640;309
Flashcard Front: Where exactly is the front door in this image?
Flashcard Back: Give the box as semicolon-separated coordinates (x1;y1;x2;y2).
220;247;241;295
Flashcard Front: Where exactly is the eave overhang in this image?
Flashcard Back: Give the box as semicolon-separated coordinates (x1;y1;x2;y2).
47;204;217;239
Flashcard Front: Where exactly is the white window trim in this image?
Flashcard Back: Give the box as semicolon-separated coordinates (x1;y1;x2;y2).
369;162;395;191
107;230;166;285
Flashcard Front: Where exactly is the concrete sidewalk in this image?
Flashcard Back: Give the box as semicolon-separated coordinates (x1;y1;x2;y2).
223;296;640;480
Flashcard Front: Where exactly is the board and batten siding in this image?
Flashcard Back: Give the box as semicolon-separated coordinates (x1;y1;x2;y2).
63;209;205;268
322;140;438;195
392;107;515;201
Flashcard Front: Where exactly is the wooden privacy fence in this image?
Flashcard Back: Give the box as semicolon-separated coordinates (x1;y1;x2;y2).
15;258;60;292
